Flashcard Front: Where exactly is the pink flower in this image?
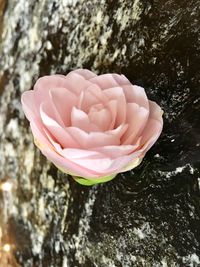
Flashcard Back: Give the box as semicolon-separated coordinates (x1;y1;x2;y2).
21;69;163;185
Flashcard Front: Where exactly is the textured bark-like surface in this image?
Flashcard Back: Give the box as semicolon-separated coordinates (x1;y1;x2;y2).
0;0;200;266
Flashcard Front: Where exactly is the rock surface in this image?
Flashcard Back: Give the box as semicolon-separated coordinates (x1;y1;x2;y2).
0;0;200;266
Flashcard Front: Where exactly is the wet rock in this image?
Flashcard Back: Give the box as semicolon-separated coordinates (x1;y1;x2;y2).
0;0;199;266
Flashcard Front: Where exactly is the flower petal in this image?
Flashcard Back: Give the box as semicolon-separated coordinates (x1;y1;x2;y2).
139;101;163;153
104;87;126;126
93;144;139;158
67;127;121;148
79;84;108;113
70;153;141;177
106;123;128;139
122;84;149;110
34;75;71;107
60;148;105;159
65;72;93;95
21;90;38;121
40;146;102;178
107;100;118;129
148;100;163;123
21;70;164;185
88;107;112;131
90;73;130;89
70;157;114;173
30;120;53;149
40;102;79;148
89;74;119;89
122;103;149;145
49;87;77;127
120;157;143;172
71;106;100;132
72;69;97;80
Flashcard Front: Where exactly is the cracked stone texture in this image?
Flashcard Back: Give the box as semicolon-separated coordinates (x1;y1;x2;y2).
0;0;200;266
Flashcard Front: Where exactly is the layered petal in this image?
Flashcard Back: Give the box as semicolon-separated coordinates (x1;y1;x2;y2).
122;84;149;110
122;103;149;145
104;87;127;126
59;151;140;177
138;100;163;153
21;90;38;121
65;72;93;95
40;102;79;148
93;144;139;158
88;107;112;131
79;84;108;112
34;75;71;108
90;74;119;89
21;69;163;185
107;100;118;129
49;87;77;126
72;69;97;80
67;127;120;148
90;73;131;90
41;145;102;178
71;107;100;132
59;148;105;160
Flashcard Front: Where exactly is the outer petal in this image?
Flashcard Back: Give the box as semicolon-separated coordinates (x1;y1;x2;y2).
34;75;72;107
140;119;162;153
70;152;141;178
21;91;54;150
61;148;142;181
93;144;139;158
59;148;105;159
65;72;93;95
39;140;137;179
120;157;143;172
89;74;119;89
72;69;97;80
34;73;90;102
122;84;149;110
40;146;102;178
30;120;54;149
89;73;131;89
35;128;139;179
137;100;163;154
21;90;39;121
69;157;115;173
67;127;121;148
148;100;163;124
122;103;149;145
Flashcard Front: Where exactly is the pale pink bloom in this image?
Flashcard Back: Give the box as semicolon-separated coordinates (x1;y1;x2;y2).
21;69;163;184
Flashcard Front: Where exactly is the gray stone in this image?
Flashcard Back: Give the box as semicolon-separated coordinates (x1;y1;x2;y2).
0;0;200;266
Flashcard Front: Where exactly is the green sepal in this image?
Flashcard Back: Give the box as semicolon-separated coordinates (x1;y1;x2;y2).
72;174;117;186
